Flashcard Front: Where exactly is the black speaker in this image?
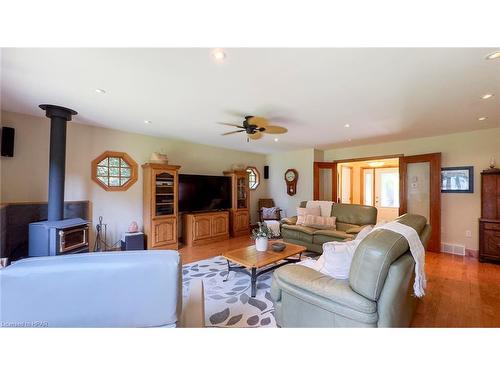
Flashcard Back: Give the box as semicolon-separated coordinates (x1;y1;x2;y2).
1;127;15;157
264;165;269;179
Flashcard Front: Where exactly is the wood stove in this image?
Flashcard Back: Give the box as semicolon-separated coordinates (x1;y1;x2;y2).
29;218;89;256
28;105;90;257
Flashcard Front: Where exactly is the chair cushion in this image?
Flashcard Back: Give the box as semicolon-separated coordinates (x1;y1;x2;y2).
281;224;317;243
313;230;354;245
336;222;361;232
274;265;377;315
262;207;279;220
282;224;318;235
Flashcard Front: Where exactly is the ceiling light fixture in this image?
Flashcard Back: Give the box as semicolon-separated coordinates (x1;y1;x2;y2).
481;93;494;100
212;49;226;61
344;124;350;128
144;120;152;124
485;51;500;60
274;138;279;142
95;88;106;94
478;117;487;121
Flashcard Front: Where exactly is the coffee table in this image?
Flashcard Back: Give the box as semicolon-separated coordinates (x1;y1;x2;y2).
222;241;307;297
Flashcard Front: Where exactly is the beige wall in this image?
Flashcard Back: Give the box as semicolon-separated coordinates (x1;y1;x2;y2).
324;127;500;251
1;111;269;245
265;148;315;218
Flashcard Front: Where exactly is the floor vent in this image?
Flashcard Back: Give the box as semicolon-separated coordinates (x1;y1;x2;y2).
441;242;466;256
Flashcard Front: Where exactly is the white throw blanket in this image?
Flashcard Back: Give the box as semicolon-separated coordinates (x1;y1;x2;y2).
264;220;281;237
374;221;427;298
306;200;333;217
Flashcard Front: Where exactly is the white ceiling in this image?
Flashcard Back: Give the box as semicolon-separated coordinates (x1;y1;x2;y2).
1;48;499;154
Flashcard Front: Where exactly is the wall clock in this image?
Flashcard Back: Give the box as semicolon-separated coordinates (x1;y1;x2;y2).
284;169;298;196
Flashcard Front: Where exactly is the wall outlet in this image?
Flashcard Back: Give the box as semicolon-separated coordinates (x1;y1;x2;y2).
465;230;472;238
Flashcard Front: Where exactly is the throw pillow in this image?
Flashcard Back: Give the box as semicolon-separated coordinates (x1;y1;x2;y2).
296;207;321;225
303;214;336;230
262;207;279;220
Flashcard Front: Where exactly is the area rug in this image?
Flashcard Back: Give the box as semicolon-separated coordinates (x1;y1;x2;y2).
182;256;278;327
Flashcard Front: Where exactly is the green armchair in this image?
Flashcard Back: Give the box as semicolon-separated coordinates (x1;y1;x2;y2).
271;213;431;327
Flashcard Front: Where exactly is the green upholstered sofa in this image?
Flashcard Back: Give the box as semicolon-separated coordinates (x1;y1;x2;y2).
271;213;431;328
280;202;378;253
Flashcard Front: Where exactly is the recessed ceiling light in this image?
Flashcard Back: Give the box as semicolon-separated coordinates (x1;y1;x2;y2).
344;124;350;128
212;49;226;61
481;93;494;100
274;138;279;142
95;88;106;94
478;117;487;121
144;120;152;124
485;51;500;60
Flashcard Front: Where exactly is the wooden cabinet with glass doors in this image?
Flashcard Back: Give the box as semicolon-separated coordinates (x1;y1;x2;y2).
143;163;181;250
224;170;250;237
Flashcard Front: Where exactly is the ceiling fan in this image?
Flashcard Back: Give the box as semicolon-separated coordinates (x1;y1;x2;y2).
218;115;288;142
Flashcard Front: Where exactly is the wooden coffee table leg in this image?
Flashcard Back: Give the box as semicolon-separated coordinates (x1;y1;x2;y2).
251;267;257;297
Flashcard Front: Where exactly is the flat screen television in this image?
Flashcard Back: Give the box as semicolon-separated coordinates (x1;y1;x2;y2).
178;174;231;212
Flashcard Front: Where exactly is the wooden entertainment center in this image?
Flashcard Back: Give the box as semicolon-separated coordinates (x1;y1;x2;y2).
143;164;250;249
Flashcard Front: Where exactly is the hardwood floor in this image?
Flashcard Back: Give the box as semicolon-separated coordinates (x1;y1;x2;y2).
411;252;500;327
179;237;500;327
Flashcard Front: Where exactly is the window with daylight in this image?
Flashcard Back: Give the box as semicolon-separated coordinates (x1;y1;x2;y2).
91;151;138;191
246;166;260;190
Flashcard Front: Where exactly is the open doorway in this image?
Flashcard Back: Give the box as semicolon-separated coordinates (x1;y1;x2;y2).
314;153;441;251
337;158;400;222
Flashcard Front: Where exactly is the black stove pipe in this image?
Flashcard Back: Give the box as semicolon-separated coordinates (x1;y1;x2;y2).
39;104;78;222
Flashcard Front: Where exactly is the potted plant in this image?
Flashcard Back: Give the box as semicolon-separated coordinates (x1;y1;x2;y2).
251;222;272;251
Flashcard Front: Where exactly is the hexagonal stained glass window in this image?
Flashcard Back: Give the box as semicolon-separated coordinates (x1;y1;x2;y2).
91;151;138;191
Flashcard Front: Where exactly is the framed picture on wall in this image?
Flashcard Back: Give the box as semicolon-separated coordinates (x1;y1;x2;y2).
441;166;474;193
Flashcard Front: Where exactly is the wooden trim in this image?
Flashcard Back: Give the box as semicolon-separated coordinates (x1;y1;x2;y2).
333;154;404;164
313;162;337;201
246;166;260;190
91;151;138;192
399;152;441;252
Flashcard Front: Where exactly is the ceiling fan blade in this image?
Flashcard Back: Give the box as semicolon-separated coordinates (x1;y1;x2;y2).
247;116;269;127
217;122;244;128
261;125;288;134
247;132;264;140
221;130;245;136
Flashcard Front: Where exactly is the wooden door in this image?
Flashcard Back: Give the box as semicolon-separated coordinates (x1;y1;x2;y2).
399;153;441;252
152;217;177;248
212;213;229;236
193;215;212;240
313;162;338;202
234;210;249;232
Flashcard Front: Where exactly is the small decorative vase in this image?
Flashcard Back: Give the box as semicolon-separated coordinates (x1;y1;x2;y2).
255;237;268;252
489;157;496;169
